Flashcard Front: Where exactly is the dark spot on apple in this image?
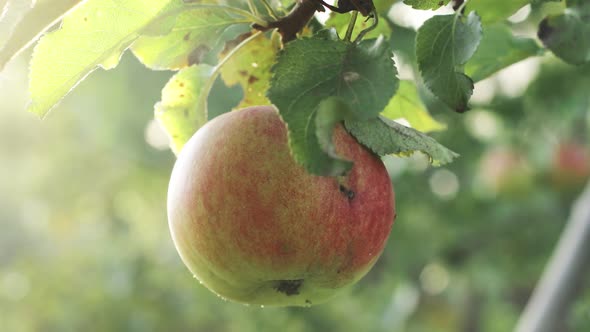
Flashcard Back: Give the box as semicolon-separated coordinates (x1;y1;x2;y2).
179;82;184;87
184;32;191;41
305;299;312;305
274;279;303;296
239;70;248;77
339;184;355;200
248;75;259;84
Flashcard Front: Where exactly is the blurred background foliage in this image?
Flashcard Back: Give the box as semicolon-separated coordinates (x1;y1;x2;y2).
1;2;590;332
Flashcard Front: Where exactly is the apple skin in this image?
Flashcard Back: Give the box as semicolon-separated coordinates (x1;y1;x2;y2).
551;142;590;190
477;147;534;197
167;105;395;306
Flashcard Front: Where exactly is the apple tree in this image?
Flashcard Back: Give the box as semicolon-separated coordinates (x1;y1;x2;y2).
1;0;589;329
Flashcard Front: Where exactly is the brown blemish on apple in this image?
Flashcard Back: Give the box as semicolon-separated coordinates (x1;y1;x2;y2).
338;184;355;200
274;279;303;296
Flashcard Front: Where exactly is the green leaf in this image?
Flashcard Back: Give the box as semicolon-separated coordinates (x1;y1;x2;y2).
268;31;399;176
27;0;179;117
373;0;397;13
524;62;590;122
465;0;529;24
532;0;563;4
131;5;253;70
155;65;213;155
403;0;450;10
0;0;84;71
381;80;446;133
218;32;278;109
538;0;590;65
345;116;458;166
466;24;543;82
416;12;482;113
314;97;355;175
325;13;391;41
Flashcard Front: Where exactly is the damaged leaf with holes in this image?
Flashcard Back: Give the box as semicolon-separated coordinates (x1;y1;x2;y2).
155;64;213;154
132;5;254;70
27;0;181;117
218;32;279;109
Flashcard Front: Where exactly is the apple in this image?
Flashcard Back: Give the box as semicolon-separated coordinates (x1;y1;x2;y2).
551;141;590;190
167;105;395;306
476;147;534;197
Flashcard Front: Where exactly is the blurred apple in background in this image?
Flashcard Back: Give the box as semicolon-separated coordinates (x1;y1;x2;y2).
476;147;535;197
551;141;590;191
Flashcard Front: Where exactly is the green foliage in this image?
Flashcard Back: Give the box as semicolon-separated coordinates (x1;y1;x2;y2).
416;12;482;113
466;0;530;24
3;0;590;329
314;97;355;172
0;0;84;70
27;0;179;117
538;0;590;65
268;31;399;176
345;116;458;166
403;0;450;10
325;13;391;41
466;24;543;82
380;80;446;133
10;0;589;176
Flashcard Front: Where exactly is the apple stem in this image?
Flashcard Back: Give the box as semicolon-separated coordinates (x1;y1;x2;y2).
252;0;323;43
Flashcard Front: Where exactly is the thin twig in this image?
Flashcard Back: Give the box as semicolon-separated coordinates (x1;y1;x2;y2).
344;12;358;42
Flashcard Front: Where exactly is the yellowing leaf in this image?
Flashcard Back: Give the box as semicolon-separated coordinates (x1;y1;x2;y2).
381;80;446;133
132;5;252;70
155;65;213;155
218;32;278;109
